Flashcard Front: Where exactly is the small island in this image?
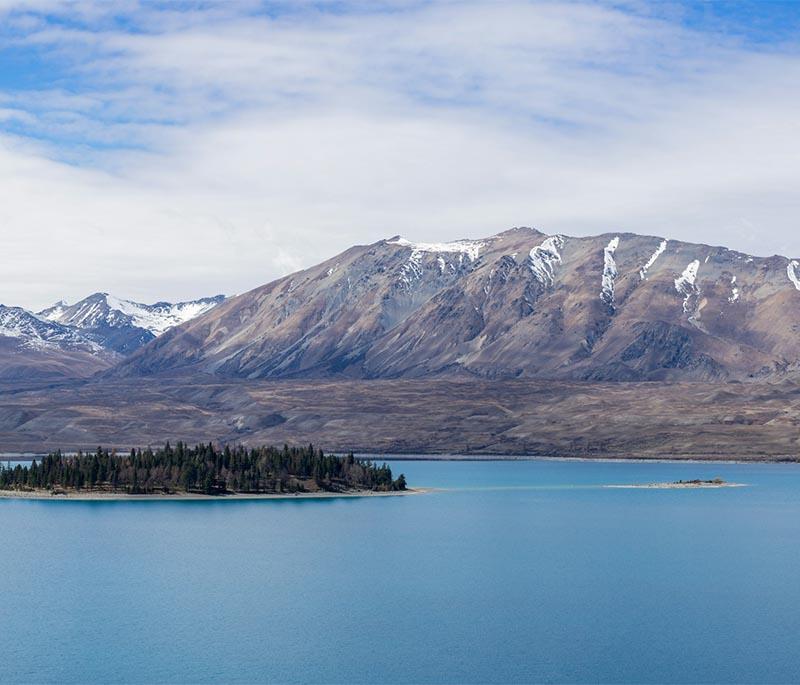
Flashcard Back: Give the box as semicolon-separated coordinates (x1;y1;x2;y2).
0;443;410;499
604;478;746;489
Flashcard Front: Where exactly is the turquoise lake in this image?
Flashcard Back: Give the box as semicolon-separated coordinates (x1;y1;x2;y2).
3;458;800;684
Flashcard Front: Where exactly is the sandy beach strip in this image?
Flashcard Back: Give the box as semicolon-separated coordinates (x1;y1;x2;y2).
0;487;432;501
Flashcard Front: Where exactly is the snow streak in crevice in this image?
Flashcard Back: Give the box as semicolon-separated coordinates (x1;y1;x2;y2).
675;260;700;314
788;260;800;291
639;240;667;280
528;236;564;287
601;236;620;307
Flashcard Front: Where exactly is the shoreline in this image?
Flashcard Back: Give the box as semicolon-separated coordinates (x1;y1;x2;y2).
360;454;800;465
0;487;431;502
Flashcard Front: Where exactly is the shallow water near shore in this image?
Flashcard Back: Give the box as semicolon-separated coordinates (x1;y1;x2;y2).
3;458;800;684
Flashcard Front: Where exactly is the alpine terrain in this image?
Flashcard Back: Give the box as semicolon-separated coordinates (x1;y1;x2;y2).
4;227;800;457
0;294;224;382
116;227;800;382
38;293;225;354
0;305;113;381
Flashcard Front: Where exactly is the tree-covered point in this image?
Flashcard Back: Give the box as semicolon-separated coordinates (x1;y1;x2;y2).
0;443;407;496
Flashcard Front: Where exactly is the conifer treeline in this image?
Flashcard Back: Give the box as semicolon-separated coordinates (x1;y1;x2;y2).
0;443;406;495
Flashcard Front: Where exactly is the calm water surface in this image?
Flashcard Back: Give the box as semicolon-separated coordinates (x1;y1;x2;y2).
2;459;800;684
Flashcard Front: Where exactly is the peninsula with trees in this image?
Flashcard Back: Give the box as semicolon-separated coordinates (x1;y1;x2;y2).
0;443;409;499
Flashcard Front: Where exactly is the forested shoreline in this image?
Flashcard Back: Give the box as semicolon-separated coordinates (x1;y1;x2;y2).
0;443;406;496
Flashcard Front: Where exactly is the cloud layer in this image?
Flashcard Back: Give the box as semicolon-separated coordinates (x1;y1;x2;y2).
2;0;800;309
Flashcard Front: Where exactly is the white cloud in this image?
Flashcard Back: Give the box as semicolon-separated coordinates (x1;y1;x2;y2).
1;1;800;309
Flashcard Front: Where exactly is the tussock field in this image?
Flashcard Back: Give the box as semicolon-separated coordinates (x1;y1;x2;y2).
1;378;799;460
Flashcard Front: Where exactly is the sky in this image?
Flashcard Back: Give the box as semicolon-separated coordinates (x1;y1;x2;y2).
2;0;800;310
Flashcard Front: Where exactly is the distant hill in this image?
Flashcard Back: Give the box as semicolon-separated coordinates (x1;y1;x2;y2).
0;293;224;382
113;227;800;382
0;305;114;381
38;293;225;354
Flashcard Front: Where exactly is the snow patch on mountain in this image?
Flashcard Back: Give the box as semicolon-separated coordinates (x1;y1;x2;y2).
0;306;102;352
640;240;667;280
397;249;424;286
388;236;485;288
601;236;620;307
103;295;221;336
528;236;564;287
38;301;67;322
675;260;700;313
729;276;739;303
788;260;800;291
387;236;485;261
40;293;225;338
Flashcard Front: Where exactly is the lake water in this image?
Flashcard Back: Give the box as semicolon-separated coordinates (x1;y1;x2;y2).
3;458;800;684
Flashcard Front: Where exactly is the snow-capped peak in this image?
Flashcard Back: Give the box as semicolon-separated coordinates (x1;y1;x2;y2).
39;293;225;338
387;236;486;262
388;236;487;289
103;294;223;336
0;305;103;353
37;300;68;322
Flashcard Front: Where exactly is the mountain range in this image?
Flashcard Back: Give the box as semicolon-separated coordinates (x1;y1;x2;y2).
6;227;800;383
38;293;225;355
114;227;800;382
5;226;800;456
0;294;224;381
0;305;112;381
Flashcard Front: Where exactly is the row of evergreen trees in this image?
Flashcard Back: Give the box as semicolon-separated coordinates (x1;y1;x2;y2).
0;443;406;495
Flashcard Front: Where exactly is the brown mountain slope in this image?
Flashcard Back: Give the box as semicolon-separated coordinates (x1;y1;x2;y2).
113;227;800;381
0;339;113;382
